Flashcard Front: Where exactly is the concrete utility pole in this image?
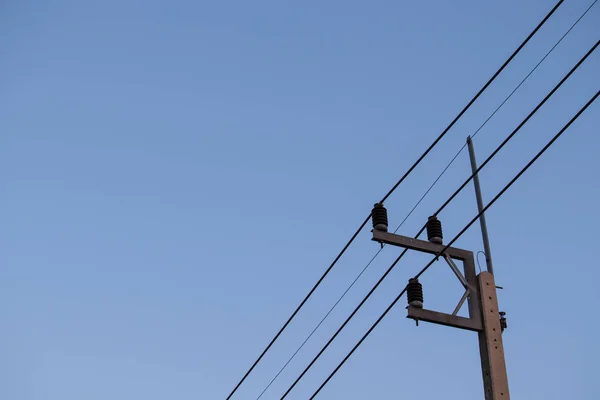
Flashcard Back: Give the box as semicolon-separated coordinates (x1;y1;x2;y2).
371;137;509;399
468;135;509;398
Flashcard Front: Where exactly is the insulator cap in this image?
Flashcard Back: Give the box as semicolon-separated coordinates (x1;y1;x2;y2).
426;215;443;244
407;278;423;308
372;203;388;232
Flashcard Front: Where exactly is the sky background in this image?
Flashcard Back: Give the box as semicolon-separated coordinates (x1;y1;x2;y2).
2;1;599;399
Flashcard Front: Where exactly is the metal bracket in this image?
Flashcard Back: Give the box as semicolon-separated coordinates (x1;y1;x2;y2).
407;306;482;332
372;230;472;260
372;230;482;333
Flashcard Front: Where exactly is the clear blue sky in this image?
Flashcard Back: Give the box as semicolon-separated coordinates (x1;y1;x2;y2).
2;1;599;399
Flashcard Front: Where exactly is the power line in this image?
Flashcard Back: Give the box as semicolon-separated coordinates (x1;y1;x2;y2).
224;2;565;397
415;90;600;280
225;214;369;399
432;39;599;218
378;0;564;204
254;247;383;400
278;247;409;399
277;40;598;399
310;88;600;399
402;0;598;228
310;288;408;399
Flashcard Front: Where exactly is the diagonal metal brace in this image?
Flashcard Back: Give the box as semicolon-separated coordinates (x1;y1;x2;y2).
452;289;470;316
444;254;469;289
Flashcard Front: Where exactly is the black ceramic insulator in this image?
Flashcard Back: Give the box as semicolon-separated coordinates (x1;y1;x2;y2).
372;203;388;232
426;215;443;244
406;278;423;308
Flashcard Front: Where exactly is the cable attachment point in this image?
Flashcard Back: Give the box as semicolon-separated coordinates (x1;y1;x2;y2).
499;311;507;332
372;203;388;232
426;215;443;244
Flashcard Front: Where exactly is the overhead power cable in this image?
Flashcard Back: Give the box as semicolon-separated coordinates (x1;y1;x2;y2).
378;0;563;204
310;88;600;399
399;0;598;229
224;2;565;397
254;248;383;399
432;39;599;218
278;40;598;399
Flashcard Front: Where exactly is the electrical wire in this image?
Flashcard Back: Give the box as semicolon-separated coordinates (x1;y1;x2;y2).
431;39;599;219
277;40;598;399
415;90;600;279
310;88;600;399
402;0;598;227
224;2;565;397
254;247;383;400
477;251;486;274
278;247;410;399
378;0;564;205
225;214;369;400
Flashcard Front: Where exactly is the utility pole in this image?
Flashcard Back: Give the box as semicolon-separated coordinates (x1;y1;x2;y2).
468;136;508;399
467;135;495;275
371;138;509;399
